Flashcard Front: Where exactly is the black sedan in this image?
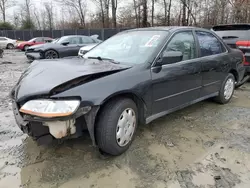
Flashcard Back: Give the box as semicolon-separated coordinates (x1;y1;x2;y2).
11;27;245;156
25;35;102;61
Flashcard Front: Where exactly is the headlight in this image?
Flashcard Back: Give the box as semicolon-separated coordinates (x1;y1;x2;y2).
20;99;80;118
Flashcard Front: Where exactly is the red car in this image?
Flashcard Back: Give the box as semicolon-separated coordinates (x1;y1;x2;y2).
17;37;53;51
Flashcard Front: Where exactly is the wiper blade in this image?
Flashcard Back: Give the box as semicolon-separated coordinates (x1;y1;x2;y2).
87;56;120;64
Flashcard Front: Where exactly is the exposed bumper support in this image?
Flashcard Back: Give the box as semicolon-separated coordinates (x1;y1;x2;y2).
84;106;100;146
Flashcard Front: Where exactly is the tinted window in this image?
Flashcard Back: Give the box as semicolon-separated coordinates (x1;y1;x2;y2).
35;38;44;42
44;38;52;43
68;37;81;44
196;31;226;57
81;36;94;44
0;37;7;41
164;31;196;61
212;25;250;41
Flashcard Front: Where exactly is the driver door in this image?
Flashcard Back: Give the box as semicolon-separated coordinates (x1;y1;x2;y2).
62;37;82;57
151;30;202;115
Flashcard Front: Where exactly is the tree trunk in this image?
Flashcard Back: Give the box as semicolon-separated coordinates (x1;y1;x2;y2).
133;0;139;27
167;0;172;26
78;0;85;27
111;0;117;28
142;0;148;27
138;3;141;27
104;0;110;27
99;0;105;28
182;0;186;26
151;0;154;26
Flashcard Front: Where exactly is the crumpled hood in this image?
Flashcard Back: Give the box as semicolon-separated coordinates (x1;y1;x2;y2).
12;58;131;102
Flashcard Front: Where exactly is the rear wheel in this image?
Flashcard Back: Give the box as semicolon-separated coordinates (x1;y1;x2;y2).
215;73;235;104
45;50;59;59
23;45;30;51
7;43;14;49
96;98;138;156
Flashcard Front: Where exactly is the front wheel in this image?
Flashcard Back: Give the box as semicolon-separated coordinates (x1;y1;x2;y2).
45;50;59;59
7;43;14;49
215;73;235;104
96;98;138;156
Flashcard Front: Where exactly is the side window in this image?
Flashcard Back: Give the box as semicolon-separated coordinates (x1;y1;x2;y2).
44;38;52;43
35;38;43;42
164;31;196;61
196;31;226;57
69;37;81;44
0;37;7;41
81;36;94;44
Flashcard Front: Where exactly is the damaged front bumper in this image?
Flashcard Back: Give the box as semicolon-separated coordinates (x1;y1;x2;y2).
25;51;43;61
12;101;100;145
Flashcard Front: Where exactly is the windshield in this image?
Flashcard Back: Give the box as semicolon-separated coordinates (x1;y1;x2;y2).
84;31;168;64
56;36;71;44
52;38;60;43
28;38;36;42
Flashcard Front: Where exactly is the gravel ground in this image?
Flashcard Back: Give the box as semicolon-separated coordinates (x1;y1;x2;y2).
0;51;250;188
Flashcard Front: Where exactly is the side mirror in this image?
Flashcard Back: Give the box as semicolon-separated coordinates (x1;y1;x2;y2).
62;41;70;46
161;51;183;65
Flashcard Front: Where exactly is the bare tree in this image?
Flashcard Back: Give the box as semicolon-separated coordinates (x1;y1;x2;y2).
92;0;110;27
111;0;117;28
142;0;148;27
0;0;15;22
167;0;172;25
44;2;54;30
24;0;31;21
57;0;87;27
133;0;139;27
151;0;155;26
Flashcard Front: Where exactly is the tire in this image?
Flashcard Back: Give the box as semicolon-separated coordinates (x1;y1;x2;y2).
23;45;30;51
7;43;14;49
96;98;138;156
45;50;59;59
214;73;235;104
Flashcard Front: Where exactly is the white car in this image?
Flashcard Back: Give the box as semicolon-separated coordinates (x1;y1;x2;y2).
0;37;17;49
78;43;98;57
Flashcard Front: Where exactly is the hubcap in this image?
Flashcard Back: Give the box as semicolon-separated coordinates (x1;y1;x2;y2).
46;51;58;59
116;108;136;147
224;78;234;100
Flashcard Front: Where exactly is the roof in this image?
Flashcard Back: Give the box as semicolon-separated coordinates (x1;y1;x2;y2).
123;26;204;33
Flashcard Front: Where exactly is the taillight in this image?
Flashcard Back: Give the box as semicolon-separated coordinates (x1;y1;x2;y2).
236;41;250;65
236;41;250;49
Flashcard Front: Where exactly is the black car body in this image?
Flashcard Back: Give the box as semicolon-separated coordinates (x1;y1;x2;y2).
212;24;250;75
11;27;245;155
25;35;102;61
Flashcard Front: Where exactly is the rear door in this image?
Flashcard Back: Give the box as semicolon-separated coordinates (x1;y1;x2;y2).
195;30;230;97
212;24;250;64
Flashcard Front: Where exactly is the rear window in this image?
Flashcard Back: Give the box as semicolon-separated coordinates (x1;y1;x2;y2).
212;25;250;39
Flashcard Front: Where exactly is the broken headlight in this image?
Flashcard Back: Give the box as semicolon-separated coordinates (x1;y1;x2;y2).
19;99;80;118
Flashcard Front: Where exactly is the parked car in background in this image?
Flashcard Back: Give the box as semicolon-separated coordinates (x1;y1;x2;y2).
11;27;245;156
0;37;17;49
78;43;99;57
17;37;53;51
25;35;102;61
212;24;250;86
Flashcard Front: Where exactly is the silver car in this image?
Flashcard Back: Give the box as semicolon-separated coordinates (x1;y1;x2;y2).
0;37;17;49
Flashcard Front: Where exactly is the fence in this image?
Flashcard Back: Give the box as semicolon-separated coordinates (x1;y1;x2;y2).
0;28;132;41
